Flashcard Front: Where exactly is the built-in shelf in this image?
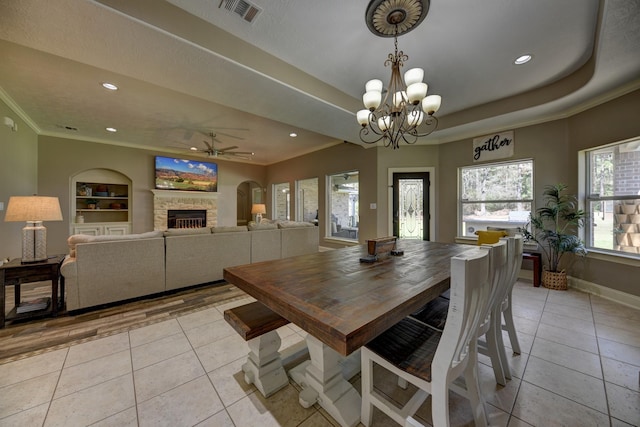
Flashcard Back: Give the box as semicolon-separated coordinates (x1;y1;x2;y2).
71;169;132;235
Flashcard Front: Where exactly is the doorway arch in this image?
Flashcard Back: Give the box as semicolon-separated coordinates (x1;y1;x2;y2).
237;181;264;226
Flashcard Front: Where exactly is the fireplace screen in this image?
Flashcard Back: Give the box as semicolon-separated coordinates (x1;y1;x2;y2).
168;209;207;229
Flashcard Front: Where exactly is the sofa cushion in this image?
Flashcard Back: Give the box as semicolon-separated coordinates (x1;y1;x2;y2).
277;221;314;229
212;225;249;233
163;228;212;236
68;231;164;257
248;221;278;230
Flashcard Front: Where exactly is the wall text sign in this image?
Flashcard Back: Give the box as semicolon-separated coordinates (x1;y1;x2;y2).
473;131;514;162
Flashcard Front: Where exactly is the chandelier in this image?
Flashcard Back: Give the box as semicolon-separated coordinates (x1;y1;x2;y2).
357;0;441;149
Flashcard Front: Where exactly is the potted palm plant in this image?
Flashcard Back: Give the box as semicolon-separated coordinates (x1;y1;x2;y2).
520;184;587;290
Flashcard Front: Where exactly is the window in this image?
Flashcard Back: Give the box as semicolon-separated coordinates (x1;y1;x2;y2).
585;139;640;257
273;182;290;220
296;177;318;224
328;171;359;240
459;160;533;237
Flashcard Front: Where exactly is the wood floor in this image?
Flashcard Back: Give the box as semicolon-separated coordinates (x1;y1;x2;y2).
0;281;247;364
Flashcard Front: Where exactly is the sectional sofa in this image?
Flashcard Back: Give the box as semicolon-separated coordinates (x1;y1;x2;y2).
60;222;319;311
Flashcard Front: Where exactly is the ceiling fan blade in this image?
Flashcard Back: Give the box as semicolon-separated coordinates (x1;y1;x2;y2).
216;145;239;152
203;137;214;151
227;151;254;155
214;131;245;140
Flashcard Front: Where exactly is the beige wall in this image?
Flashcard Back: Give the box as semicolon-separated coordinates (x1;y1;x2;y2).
36;135;265;255
0;106;38;260
437;119;572;243
565;90;640;296
266;142;376;248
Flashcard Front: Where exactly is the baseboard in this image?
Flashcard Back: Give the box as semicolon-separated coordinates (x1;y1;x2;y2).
568;276;640;310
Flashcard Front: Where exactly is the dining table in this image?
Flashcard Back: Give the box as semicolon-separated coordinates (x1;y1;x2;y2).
223;239;472;427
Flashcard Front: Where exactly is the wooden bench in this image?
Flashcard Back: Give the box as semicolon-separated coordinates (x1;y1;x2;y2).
224;301;291;397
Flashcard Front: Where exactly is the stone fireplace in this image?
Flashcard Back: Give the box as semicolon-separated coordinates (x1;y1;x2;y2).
152;190;217;230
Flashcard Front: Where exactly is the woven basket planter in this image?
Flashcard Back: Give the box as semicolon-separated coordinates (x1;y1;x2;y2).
542;270;568;290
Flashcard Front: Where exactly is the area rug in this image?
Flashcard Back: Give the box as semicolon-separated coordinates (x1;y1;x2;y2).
0;282;247;364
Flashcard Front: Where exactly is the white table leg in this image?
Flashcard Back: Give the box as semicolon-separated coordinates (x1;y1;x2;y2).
242;330;289;397
288;335;361;427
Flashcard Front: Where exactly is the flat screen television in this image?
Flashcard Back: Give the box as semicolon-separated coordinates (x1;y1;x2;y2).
155;156;218;192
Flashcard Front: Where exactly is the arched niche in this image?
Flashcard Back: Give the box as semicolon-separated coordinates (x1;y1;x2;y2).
237;180;264;226
70;168;132;235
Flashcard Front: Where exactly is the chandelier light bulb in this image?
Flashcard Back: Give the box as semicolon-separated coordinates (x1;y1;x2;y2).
422;94;442;115
404;68;424;86
407;82;428;104
357;109;371;126
393;91;407;108
363;91;382;110
407;110;424;127
378;115;393;131
365;79;383;92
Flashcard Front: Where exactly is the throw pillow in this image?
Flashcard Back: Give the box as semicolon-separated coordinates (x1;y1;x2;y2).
474;230;507;245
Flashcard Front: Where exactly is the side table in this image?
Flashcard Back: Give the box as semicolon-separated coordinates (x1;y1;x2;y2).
522;252;542;287
0;254;66;328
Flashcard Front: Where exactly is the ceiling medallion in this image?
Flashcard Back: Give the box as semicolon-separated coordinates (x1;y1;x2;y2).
365;0;429;37
358;0;441;149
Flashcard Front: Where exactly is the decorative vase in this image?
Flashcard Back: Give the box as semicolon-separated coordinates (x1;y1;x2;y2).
542;270;568;290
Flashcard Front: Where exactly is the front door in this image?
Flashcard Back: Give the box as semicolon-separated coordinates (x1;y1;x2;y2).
392;172;430;240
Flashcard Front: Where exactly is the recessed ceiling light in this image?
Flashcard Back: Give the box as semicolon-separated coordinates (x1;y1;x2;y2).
514;54;532;65
101;82;118;90
106;127;117;132
289;132;297;138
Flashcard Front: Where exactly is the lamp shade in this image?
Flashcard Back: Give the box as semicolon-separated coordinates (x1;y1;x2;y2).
251;204;266;215
4;196;63;222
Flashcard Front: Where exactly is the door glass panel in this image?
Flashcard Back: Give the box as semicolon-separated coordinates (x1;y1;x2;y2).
328;172;359;240
398;178;423;239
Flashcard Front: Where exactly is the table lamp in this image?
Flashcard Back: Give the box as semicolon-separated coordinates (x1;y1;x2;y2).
251;203;266;223
4;196;63;263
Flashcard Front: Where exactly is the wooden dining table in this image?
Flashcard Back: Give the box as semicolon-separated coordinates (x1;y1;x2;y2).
224;239;471;427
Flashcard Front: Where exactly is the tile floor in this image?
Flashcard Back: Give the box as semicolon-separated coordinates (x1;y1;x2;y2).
0;281;639;426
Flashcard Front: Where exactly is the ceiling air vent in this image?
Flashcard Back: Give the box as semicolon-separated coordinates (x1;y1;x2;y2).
219;0;262;24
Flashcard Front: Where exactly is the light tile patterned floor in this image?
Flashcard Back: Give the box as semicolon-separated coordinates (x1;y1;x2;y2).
0;281;639;426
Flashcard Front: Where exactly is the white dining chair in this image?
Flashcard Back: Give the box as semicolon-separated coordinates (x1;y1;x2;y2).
410;240;510;385
477;235;524;383
360;248;492;427
498;235;524;357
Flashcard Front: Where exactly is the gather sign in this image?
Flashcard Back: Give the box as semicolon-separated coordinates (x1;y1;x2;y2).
473;131;514;162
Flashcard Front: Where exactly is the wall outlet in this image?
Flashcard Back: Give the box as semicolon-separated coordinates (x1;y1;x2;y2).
370;203;377;209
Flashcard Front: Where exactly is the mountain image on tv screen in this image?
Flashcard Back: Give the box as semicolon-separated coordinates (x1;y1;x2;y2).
155;156;218;192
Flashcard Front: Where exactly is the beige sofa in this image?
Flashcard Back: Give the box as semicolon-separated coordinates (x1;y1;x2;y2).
61;223;318;311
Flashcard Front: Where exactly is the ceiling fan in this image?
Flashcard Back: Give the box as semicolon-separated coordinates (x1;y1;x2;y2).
183;131;254;159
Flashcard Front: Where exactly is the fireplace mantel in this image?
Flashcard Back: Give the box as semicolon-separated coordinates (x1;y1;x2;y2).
151;189;218;200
